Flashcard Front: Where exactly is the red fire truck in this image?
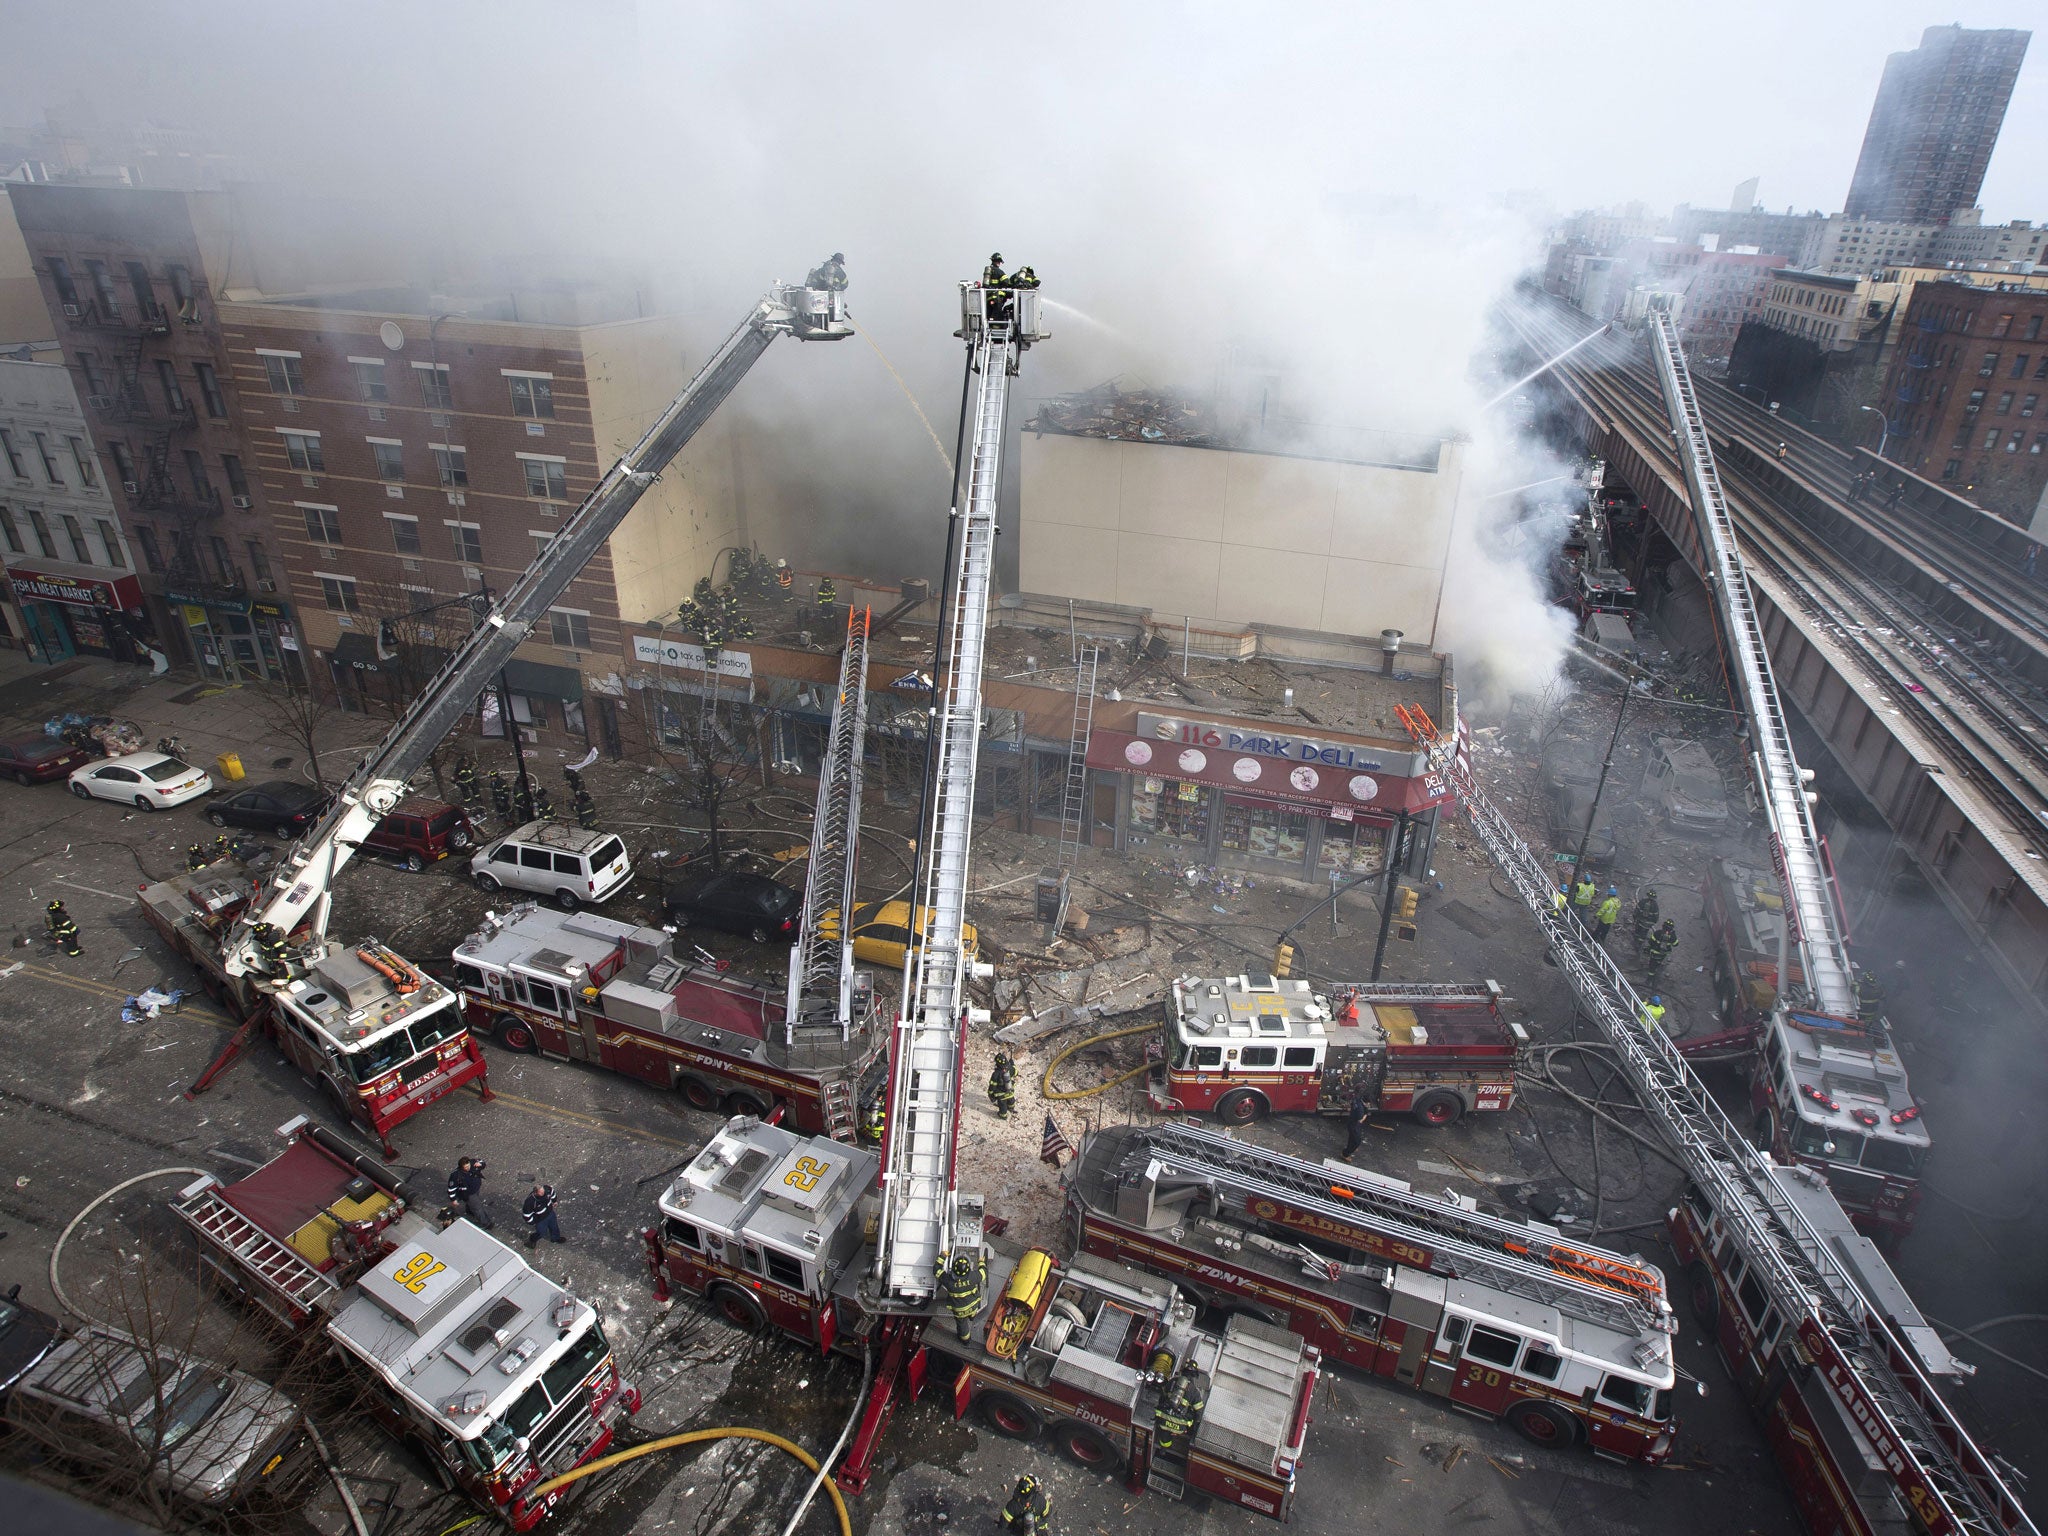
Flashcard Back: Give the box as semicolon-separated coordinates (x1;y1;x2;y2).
642;1116;1321;1517
1067;1122;1680;1463
450;903;882;1139
140;862;489;1156
1146;975;1525;1126
175;1117;637;1528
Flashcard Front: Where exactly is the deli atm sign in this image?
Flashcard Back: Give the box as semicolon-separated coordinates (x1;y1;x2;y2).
1135;711;1424;776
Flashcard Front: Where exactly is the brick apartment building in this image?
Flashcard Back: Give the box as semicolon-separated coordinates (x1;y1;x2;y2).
1877;279;2048;522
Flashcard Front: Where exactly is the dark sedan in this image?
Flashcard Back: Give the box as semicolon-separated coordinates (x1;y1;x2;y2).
0;735;93;786
205;780;329;839
0;1284;63;1403
661;867;802;944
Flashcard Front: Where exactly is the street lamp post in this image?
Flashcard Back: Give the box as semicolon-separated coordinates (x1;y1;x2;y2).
1857;404;1889;462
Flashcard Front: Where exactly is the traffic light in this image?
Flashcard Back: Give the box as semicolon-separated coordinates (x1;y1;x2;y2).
375;619;399;661
1272;940;1295;979
1395;886;1419;922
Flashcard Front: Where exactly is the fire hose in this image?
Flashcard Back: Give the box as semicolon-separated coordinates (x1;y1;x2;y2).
1040;1022;1155;1101
525;1427;851;1535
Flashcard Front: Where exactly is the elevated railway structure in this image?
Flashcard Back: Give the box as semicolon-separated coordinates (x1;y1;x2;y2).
1506;296;2048;1016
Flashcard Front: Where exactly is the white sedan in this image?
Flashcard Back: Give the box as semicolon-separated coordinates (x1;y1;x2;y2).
68;751;213;812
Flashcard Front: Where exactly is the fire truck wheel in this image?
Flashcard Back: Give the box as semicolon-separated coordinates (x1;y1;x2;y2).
1750;1109;1775;1154
1504;1400;1581;1449
1411;1091;1465;1127
1686;1263;1719;1328
679;1076;722;1111
725;1090;770;1118
407;1436;459;1492
1214;1089;1268;1125
493;1015;536;1053
976;1390;1043;1442
708;1283;769;1334
1052;1419;1122;1473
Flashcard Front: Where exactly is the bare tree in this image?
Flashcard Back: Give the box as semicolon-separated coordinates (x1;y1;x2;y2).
645;688;760;872
355;578;470;798
247;677;342;792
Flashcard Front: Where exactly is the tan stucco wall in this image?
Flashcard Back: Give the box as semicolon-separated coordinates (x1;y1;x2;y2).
0;190;52;345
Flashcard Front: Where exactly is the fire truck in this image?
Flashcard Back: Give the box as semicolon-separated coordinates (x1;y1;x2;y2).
644;1116;1320;1518
162;273;852;1155
174;1117;637;1529
141;864;487;1157
1067;1121;1679;1462
1145;974;1526;1126
450;902;881;1138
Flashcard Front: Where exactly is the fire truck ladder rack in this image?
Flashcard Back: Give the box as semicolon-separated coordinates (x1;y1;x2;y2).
220;280;850;977
1396;704;2036;1536
786;604;874;1045
179;1183;338;1313
1133;1121;1670;1342
1645;302;1853;1018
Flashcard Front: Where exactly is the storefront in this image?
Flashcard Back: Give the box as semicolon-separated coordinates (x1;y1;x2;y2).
168;581;298;684
1089;710;1455;883
4;564;153;665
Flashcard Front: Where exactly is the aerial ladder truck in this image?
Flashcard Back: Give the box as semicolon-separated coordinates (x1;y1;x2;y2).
147;276;852;1155
1390;301;2032;1536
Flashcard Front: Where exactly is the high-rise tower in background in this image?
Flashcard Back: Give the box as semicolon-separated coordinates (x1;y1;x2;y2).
1843;24;2030;225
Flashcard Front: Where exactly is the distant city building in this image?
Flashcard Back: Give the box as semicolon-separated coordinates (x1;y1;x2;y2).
1558;204;1663;252
1801;216;1942;276
1666;204;1822;262
1729;270;1906;433
1930;216;2048;270
1843;25;2031;225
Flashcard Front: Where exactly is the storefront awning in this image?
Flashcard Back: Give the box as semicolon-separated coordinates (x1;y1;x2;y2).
328;632;382;671
7;564;146;612
1086;728;1454;815
504;658;583;700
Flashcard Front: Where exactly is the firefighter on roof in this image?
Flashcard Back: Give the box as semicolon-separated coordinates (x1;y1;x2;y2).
816;576;838;610
45;899;81;957
987;1050;1017;1119
938;1248;986;1341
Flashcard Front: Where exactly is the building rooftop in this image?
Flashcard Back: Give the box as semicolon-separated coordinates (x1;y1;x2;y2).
1025;382;1449;471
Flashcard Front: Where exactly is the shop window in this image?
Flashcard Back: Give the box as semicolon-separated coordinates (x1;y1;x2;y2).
1317;816;1385;875
1129;775;1211;847
1221;796;1310;864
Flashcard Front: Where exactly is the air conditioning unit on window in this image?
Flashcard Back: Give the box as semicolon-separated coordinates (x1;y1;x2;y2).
257;577;277;592
61;304;80;319
121;480;140;494
87;393;113;410
231;494;252;508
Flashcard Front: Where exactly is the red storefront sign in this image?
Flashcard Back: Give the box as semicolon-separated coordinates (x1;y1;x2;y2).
7;565;145;611
1086;728;1455;815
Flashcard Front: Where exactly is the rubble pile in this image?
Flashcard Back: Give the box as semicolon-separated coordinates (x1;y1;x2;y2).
1029;384;1217;446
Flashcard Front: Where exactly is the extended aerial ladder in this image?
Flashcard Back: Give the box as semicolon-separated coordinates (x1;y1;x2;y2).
221;281;852;978
1125;1121;1673;1344
785;604;874;1043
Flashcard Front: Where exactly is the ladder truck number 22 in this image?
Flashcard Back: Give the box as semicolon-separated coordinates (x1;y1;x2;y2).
784;1157;829;1193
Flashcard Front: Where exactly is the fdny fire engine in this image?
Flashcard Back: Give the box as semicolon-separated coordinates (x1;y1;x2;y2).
1068;1122;1679;1462
1147;974;1525;1126
645;1116;1320;1517
175;1117;636;1529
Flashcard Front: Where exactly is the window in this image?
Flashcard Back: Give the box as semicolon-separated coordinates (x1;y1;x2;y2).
1942;459;1961;480
30;431;61;483
77;351;107;396
302;505;342;544
1980;353;1999;376
765;1249;805;1287
519;845;551;870
84;259;119;315
447;521;482;563
1520;1345;1563;1382
124;260;154;314
1998;392;2015;414
562;698;585;734
155;360;186;414
2035;435;2047;456
136;526;163;572
95;519;124;566
0;429;22;478
2024;396;2040;418
222;454;249;500
1282;1046;1317;1068
46;257;79;308
2008;431;2024;453
2017;356;2034;379
166;263;193;305
370;439;405;480
1738;1271;1771;1327
549;609;591;648
506;373;554;418
210;535;234;583
663;1216;700;1250
0;507;18;554
520;455;567;499
432;445;468;487
1191;1045;1222;1069
261;352;304;396
1599;1375;1653;1416
1985;429;2000;450
351;359;388;402
67;436;97;487
183;449;211;500
280;431;324;472
25;508;55;558
1237;1045;1278;1068
54;514;90;564
2031;316;2045;341
532;532;552;559
192;361;227;418
320;575;360;612
1462;1325;1522;1369
112;440;138;489
246;540;271;583
387;514;421;554
2037;358;2048;380
415;362;453;409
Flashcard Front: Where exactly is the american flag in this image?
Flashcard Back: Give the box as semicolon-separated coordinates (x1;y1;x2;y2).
1040;1113;1074;1167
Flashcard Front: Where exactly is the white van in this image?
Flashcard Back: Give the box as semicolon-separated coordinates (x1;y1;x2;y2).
470;820;632;910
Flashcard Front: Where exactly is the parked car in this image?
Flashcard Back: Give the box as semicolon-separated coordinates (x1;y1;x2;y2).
68;751;211;811
359;797;476;873
206;780;329;839
0;735;93;787
1545;780;1620;868
0;1284;63;1403
4;1324;306;1508
1644;735;1732;834
816;899;981;972
661;867;802;942
470;820;632;909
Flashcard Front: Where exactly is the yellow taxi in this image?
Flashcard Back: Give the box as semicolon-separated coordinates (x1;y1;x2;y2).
816;900;980;972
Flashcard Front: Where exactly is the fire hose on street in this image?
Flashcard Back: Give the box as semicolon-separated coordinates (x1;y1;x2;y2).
1040;1022;1155;1101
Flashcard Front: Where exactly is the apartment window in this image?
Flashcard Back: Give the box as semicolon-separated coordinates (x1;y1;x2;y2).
351;359;388;402
431;444;469;487
447;521;482;563
0;430;22;479
549;609;591;648
1985;429;2000;450
95;519;125;567
2030;316;2044;341
221;454;249;501
108;440;136;488
280;430;324;473
46;257;79;309
1967;389;1986;412
84;259;119;316
77;351;107;397
124;261;155;315
2036;358;2048;381
2034;435;2047;456
209;536;235;584
531;532;553;559
320;574;360;613
519;455;567;499
2026;396;2042;419
0;507;18;554
506;373;554;418
193;361;227;418
414;363;453;410
2008;432;2024;454
2017;356;2034;379
246;540;272;584
156;359;187;414
1993;314;2014;338
301;504;342;544
68;436;98;488
261;352;304;396
1998;392;2015;415
26;509;56;559
386;513;422;554
369;439;405;480
59;513;92;564
1980;353;2000;377
30;431;62;484
135;526;163;572
183;449;212;500
166;263;193;305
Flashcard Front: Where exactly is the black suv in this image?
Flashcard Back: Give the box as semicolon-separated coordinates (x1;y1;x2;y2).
661;868;802;943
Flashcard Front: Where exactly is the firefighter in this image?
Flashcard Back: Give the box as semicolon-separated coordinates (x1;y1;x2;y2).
1552;878;1570;916
1155;1363;1208;1455
774;560;793;596
562;765;584;797
1855;964;1886;1016
210;834;230;861
1000;1474;1050;1534
455;754;480;809
1010;264;1040;292
520;1183;563;1248
983;252;1007;289
533;783;555;822
187;842;212;872
251;922;290;974
1640;994;1668;1034
574;788;599;831
987;1051;1016;1119
938;1248;985;1341
44;899;81;957
1594;886;1622;947
514;775;536;823
1341;1088;1371;1159
806;252;849;292
816;575;838;610
490;771;512;823
1630;888;1661;949
446;1156;493;1229
859;1095;886;1145
1644;918;1678;978
1572;875;1597;925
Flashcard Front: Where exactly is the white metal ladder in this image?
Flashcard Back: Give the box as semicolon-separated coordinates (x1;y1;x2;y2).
1056;647;1100;871
182;1190;336;1311
786;605;873;1043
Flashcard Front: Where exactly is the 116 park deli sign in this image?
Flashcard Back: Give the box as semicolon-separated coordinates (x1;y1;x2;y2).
1136;711;1390;772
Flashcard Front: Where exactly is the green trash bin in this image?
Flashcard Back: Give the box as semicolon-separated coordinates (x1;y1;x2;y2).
216;752;244;782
